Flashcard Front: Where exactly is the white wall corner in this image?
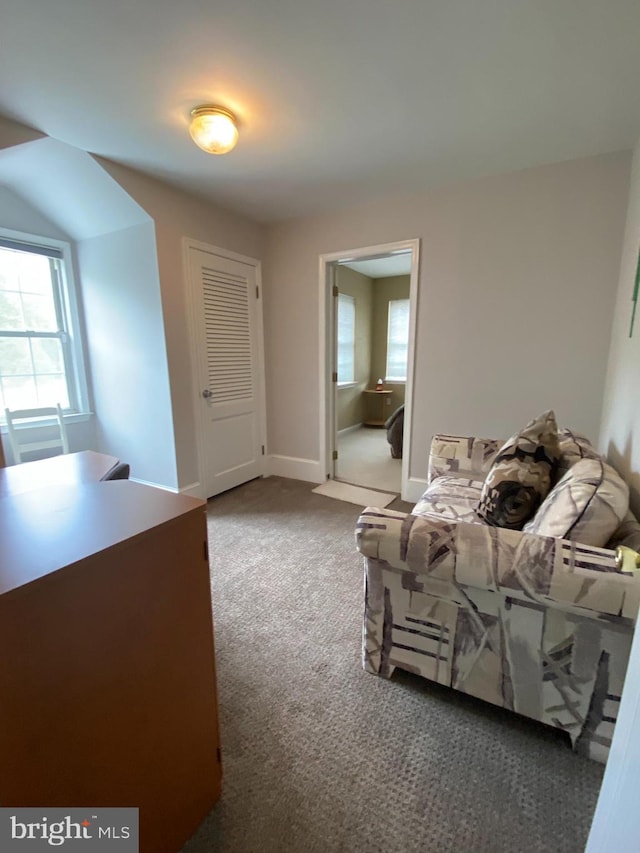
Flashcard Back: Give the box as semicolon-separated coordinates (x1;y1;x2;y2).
130;476;180;494
338;423;364;436
178;481;203;498
403;476;427;504
266;454;325;484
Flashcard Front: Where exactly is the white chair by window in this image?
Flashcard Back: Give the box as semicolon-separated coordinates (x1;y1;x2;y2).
4;404;70;464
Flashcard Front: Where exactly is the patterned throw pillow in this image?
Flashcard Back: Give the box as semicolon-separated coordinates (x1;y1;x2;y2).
555;428;603;482
476;410;560;529
523;458;629;547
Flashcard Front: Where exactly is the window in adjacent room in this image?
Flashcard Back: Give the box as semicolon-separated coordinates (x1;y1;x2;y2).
385;298;410;382
0;233;88;421
337;292;356;385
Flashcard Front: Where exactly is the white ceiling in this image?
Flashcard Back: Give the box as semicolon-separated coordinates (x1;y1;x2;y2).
1;0;640;224
0;138;150;240
341;254;412;279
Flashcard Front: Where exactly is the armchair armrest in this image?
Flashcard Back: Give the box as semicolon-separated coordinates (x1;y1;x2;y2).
356;507;640;621
428;434;502;484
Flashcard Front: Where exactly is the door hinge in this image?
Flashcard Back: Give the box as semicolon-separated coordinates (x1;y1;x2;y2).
203;540;209;561
332;371;338;383
332;450;338;461
333;285;338;297
216;747;222;764
256;285;260;299
261;445;265;455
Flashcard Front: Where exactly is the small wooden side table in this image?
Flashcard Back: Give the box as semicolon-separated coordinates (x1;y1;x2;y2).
363;389;393;427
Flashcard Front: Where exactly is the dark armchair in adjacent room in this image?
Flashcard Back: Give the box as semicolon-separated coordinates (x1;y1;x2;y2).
384;404;404;458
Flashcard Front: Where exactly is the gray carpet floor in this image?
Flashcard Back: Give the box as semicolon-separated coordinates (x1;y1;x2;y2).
182;476;603;853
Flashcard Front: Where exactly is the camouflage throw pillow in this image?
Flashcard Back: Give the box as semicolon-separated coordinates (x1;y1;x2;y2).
476;410;560;529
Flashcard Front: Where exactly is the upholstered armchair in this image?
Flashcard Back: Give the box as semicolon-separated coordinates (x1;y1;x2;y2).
356;427;640;763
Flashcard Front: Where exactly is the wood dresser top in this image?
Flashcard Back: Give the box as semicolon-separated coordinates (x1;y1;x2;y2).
0;479;205;597
0;450;120;499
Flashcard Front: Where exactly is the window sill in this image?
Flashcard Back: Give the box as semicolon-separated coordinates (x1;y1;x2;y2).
0;411;94;433
384;379;407;384
337;382;359;389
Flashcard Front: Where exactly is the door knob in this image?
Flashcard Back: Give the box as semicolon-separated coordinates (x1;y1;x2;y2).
202;389;213;399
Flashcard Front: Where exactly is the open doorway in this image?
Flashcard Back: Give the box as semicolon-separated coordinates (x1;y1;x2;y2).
319;239;419;500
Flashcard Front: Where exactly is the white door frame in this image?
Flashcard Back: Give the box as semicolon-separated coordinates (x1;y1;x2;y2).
183;237;267;500
318;238;420;501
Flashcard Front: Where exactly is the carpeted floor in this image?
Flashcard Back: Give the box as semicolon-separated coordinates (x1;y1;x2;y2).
337;427;401;493
182;476;603;853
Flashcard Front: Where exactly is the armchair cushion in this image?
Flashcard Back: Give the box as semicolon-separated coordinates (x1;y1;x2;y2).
476;410;560;529
413;476;484;524
524;458;629;547
428;434;501;484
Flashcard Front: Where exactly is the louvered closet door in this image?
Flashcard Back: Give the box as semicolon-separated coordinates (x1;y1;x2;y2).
190;248;262;498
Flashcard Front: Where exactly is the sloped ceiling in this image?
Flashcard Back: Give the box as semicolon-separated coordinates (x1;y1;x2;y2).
0;136;149;241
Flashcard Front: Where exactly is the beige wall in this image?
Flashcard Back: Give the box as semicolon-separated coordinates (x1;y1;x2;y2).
96;158;266;491
370;275;410;416
0;120;266;491
335;272;410;430
600;140;640;515
264;152;630;490
1;114;632;500
589;136;640;853
335;266;372;430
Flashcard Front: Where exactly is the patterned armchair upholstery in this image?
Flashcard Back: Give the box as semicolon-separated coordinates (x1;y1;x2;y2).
355;431;640;763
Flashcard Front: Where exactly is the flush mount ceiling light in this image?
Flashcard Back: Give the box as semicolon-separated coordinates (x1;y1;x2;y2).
189;105;239;155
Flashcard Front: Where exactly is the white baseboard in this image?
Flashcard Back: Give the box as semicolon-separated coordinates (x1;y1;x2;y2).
402;476;427;504
267;454;325;484
130;478;203;499
179;481;202;498
337;422;363;436
130;476;179;494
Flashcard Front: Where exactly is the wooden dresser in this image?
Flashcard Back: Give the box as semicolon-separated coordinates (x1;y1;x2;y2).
0;469;221;853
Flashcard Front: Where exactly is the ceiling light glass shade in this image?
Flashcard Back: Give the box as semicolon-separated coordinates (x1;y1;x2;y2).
189;105;239;154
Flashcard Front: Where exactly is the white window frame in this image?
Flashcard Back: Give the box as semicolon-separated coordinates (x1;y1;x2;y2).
337;292;356;386
0;227;90;426
385;298;410;383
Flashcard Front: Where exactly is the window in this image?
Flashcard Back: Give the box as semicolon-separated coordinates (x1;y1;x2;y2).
385;298;410;382
337;293;355;384
0;234;87;420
